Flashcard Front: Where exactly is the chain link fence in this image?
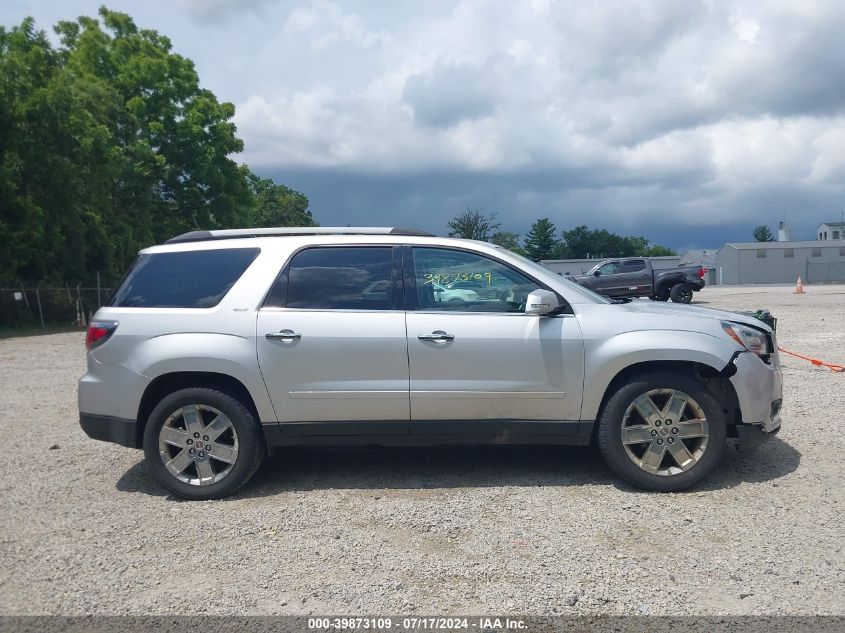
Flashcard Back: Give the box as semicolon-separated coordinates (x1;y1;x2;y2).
0;286;113;331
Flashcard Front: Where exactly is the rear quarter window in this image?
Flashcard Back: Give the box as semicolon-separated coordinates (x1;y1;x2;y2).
110;248;260;308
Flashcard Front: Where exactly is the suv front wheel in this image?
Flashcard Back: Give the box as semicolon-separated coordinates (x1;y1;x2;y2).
597;373;726;491
143;387;266;500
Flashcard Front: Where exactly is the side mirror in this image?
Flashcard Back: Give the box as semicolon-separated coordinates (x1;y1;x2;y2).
593;270;601;277
525;289;560;316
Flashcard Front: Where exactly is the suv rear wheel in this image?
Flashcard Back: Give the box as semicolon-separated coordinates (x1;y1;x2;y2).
143;387;266;500
597;373;726;491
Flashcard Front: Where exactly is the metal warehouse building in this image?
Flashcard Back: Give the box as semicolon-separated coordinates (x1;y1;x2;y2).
715;241;845;284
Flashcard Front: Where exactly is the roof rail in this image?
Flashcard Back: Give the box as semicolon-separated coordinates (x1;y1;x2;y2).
165;226;434;244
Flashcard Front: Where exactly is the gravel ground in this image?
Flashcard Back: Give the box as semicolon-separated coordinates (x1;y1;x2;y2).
0;284;843;616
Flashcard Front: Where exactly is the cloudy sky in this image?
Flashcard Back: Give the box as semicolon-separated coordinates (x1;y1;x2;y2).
4;1;845;249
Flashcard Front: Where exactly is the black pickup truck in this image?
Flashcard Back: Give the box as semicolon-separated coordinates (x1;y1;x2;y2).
567;258;706;303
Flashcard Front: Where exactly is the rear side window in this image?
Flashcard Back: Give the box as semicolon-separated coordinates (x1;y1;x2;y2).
621;259;646;272
266;247;395;310
110;248;259;308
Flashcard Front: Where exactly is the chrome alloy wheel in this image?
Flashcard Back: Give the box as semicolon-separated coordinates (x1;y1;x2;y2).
620;389;709;476
158;405;239;486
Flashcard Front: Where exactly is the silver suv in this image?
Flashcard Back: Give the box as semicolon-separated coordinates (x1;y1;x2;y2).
79;227;783;499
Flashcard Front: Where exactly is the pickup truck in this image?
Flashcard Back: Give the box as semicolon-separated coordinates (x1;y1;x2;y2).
568;258;706;303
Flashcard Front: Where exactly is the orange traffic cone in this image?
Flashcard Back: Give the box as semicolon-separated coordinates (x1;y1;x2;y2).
793;276;805;294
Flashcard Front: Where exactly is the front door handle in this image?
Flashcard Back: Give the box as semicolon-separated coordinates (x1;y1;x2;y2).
418;330;455;343
265;329;302;341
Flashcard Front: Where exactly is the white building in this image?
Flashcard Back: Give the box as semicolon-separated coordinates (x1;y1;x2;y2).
715;240;845;284
817;222;845;241
679;250;717;285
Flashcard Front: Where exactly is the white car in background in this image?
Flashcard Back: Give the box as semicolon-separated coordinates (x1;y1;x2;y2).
431;282;479;303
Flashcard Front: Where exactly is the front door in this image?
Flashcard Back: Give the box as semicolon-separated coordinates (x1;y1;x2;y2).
404;246;584;436
593;260;623;296
256;245;410;434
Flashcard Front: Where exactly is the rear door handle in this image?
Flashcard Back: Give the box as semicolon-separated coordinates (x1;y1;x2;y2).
418;330;455;343
265;329;302;341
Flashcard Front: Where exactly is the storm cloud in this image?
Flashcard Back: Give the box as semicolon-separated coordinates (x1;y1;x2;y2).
5;0;845;248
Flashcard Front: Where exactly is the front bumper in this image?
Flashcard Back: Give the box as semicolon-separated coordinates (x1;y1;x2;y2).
731;422;781;451
79;413;139;448
728;351;783;447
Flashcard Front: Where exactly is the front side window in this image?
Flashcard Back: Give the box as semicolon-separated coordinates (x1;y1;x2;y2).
266;247;395;310
597;261;620;275
412;247;542;312
110;248;260;308
621;259;646;272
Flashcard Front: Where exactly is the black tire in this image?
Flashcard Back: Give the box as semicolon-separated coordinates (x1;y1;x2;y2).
143;387;266;500
669;283;693;304
597;372;726;492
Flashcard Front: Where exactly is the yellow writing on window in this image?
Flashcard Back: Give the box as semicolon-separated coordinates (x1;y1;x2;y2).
423;272;494;286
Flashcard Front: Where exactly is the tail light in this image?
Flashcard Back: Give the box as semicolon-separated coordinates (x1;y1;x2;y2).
698;267;706;279
86;320;118;349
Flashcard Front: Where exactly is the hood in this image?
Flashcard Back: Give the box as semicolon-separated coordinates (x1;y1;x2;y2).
622;300;773;332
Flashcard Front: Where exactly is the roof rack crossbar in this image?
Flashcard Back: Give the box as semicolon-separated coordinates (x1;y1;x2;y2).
165;226;434;244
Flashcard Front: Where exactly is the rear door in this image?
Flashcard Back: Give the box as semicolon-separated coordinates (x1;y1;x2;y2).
256;245;410;435
619;259;651;296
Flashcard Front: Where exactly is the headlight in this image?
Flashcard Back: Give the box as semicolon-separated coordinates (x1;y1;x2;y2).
721;321;770;356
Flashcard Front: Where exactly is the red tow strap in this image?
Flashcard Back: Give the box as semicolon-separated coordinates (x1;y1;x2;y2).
778;347;845;372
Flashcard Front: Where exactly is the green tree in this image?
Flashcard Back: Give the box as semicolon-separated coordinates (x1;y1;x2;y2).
623;235;650;255
641;244;677;257
0;8;309;286
561;226;630;258
247;171;316;228
447;206;501;241
490;231;524;255
523;218;561;261
753;225;775;242
559;225;674;259
0;18;69;282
